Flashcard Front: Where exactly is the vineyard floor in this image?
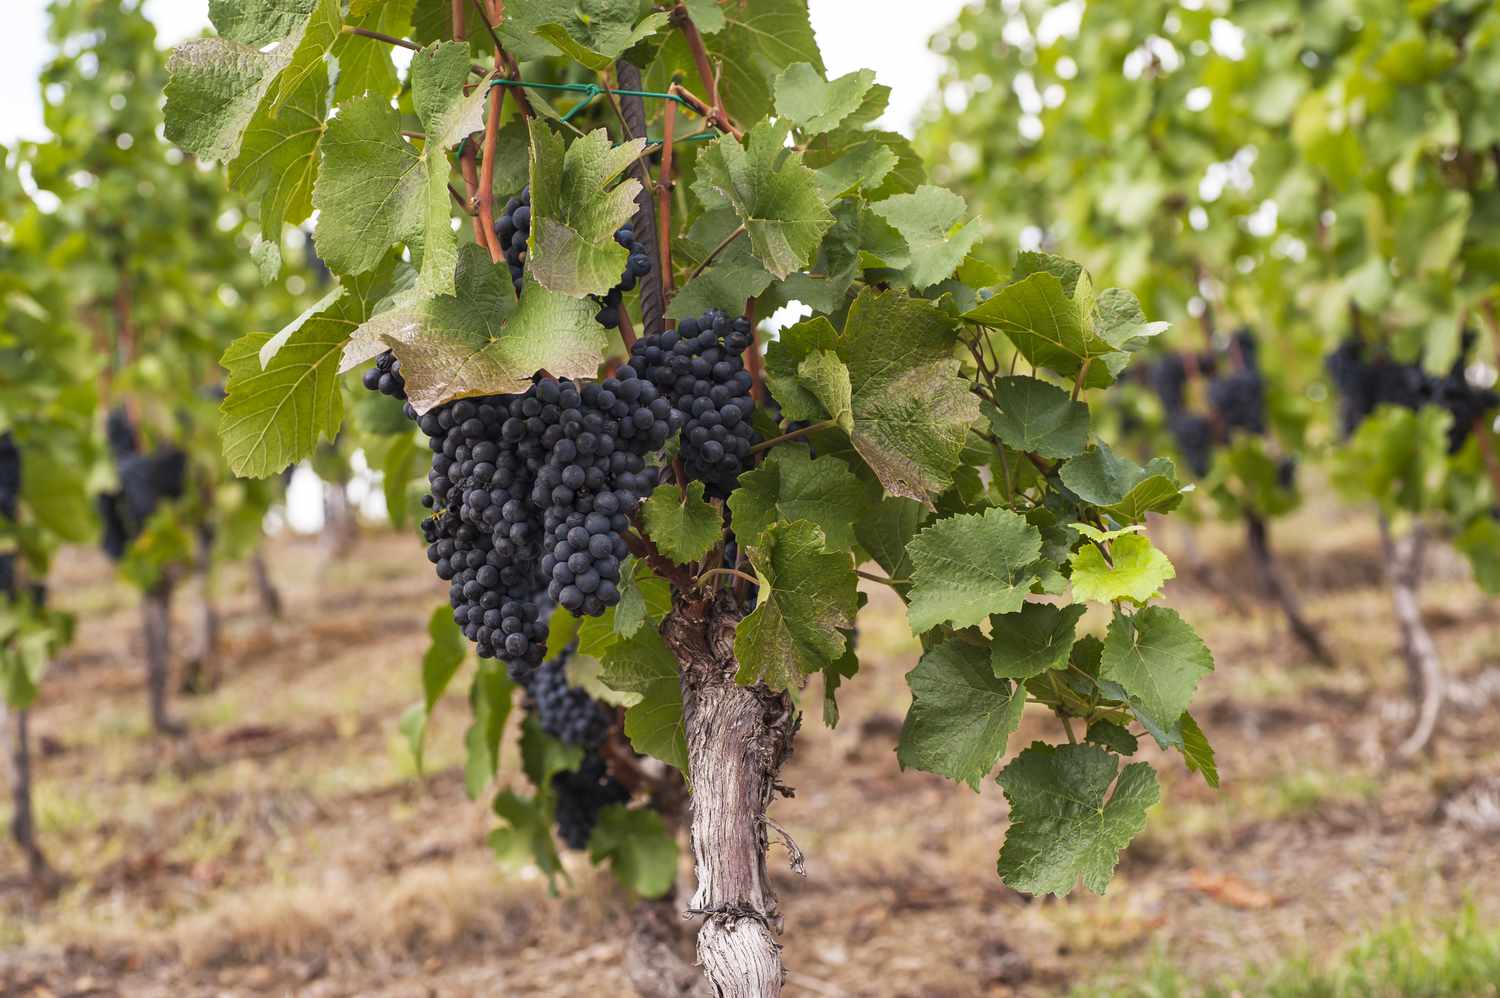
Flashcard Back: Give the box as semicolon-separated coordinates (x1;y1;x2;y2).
3;492;1499;997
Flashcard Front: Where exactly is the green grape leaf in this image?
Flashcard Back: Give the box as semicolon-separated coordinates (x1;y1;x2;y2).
613;560;672;639
1085;719;1139;756
1100;607;1214;733
869;185;981;290
1012;251;1082;295
990;602;1086;679
805;129;925;201
988;376;1090;460
735;521;858;689
855;496;928;586
668;227;777;319
897;636;1026;790
906;507;1042;633
164;38;295;162
209;0;316;46
821;640;859;728
521;715;586;787
1070;533;1176;604
463;658;515;799
588;806;679;899
693;121;834;280
489;790;566;891
641;480;721;565
332;0;416;102
313;42;488;291
763;316;839;423
342;245;606;414
646;0;822;125
1090;287;1170;349
996;742;1159;896
838;289;980;505
773;63;878;136
1456;516;1500;594
499;0;669;66
219;267;391;477
598;626;689;773
265;0;341;116
797;350;853;431
227;58;326;240
1060;443;1184;521
527;123;645;296
681;0;725;33
1180;712;1219;789
727;447;867;552
811;140;898;202
962;271;1121;385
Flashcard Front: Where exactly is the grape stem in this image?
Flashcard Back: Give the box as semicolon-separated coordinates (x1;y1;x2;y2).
473;2;508;269
669;4;739;138
338;25;488;76
657;97;677;299
749;418;838;455
687;224;746;284
853;569;906;587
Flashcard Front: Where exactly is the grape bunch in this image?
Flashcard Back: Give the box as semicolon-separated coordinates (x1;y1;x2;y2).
96;408;189;562
1325;334;1499;452
367;353;665;680
1143;328;1273;478
628;309;758;497
362;349;411;403
552;753;630;849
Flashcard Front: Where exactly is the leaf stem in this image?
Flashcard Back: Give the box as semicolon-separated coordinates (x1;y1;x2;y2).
687;224;746;284
749;418;838;454
854;569;907;587
669;4;739;138
698;567;759;588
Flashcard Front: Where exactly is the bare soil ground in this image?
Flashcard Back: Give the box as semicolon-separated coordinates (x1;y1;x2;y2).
3;494;1499;997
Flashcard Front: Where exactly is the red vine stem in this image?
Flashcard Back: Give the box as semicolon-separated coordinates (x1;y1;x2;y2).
474;2;507;267
616;304;639;351
657;97;677;300
670;4;738;138
667;83;742;141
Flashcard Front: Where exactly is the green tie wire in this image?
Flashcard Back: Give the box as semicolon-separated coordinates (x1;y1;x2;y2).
488;77;697;124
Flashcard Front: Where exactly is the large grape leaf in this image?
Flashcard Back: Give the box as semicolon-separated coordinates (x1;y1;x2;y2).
763;316;839;423
332;0;415;103
727;447;868;552
166;0;338;161
869;186;981;290
990;602;1086;679
897;637;1026;790
640;480;721;565
589;806;679;899
837;290;981;505
805;129;925;201
498;0;669;67
735;521;858;689
646;0;822;125
670;209;777;318
313;42;488;291
219;261;395;477
773;63;878;136
996;742;1159;896
227;58;327;242
341;244;606;414
598;626;688;772
905;507;1042;634
1060;442;1185;522
988;376;1090;460
963;272;1120;386
1100;607;1214;732
693;121;833;280
527;123;645;296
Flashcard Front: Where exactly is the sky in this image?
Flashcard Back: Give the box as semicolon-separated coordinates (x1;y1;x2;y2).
1;0;968;145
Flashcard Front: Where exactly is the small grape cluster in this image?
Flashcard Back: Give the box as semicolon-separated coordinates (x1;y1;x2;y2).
97;408;188;562
553;753;630;849
628;309;758;497
0;433;19;596
495;188;532;295
594;226;653;330
1325;334;1498;452
1142;329;1269;478
520;642;629;849
362;349;410;402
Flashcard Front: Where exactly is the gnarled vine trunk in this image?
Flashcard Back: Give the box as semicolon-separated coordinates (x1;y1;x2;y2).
662;592;797;998
1379;519;1444;759
183;523;221;694
321;481;358;561
1244;513;1335;666
142;582;186;737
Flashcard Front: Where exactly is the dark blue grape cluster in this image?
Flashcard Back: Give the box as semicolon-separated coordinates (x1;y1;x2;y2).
96;408;188;562
1143;328;1270;479
552;752;630;850
1325;333;1498;452
365;354;665;681
362;349;409;401
629;309;758;498
594;226;653;330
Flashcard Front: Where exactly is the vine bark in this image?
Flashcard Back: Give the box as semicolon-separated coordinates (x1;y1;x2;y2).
1244;513;1335;666
2;704;54;886
142;582;185;737
1379;519;1445;759
662;591;797;998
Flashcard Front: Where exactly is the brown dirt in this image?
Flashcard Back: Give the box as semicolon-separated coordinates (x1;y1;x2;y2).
2;497;1498;997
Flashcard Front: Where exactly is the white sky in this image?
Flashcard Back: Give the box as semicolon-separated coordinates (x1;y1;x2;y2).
0;0;965;145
